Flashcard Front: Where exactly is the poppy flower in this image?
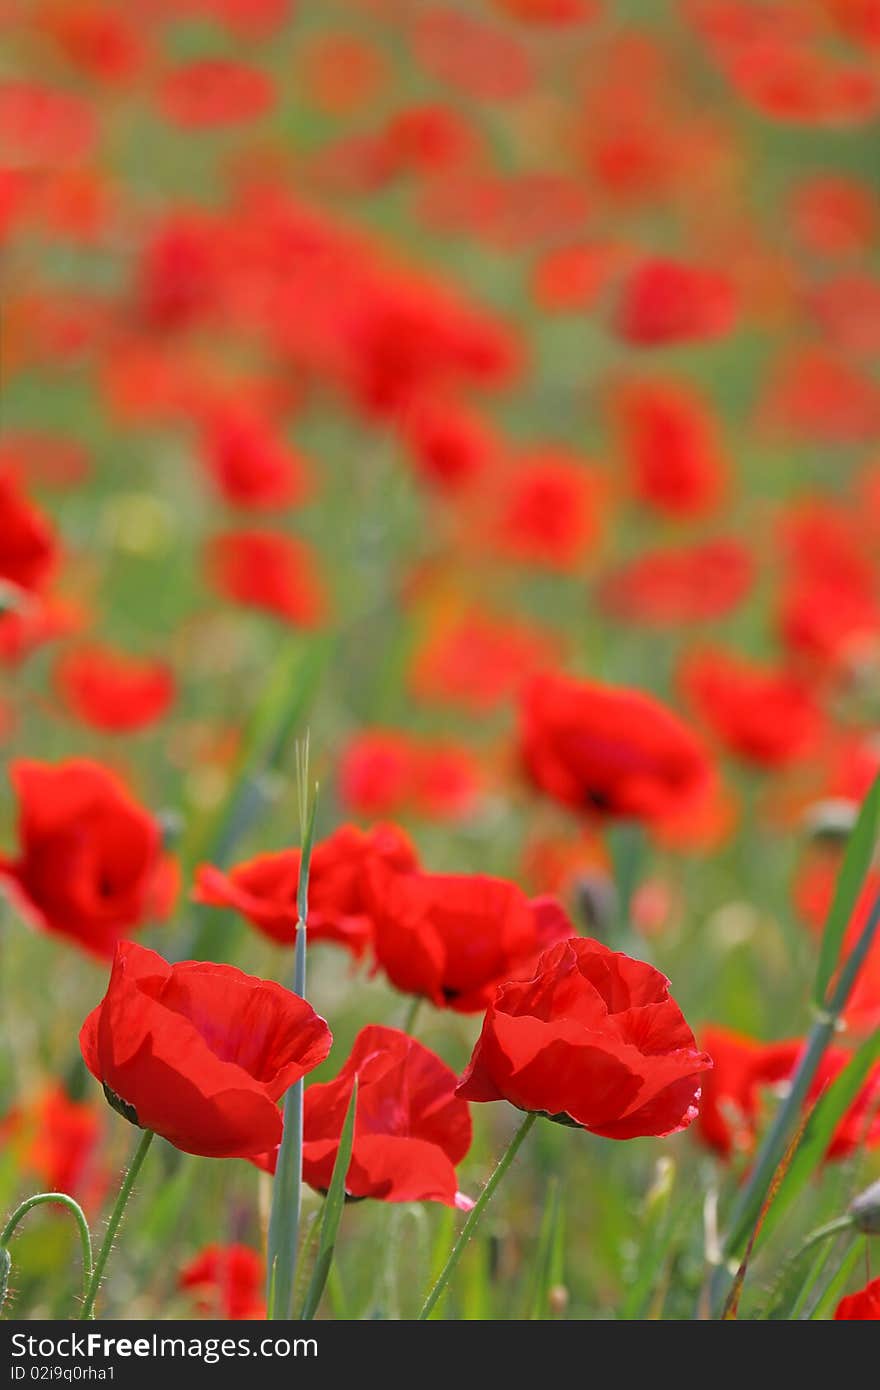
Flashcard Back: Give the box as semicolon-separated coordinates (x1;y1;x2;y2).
609;378;727;517
0;759;177;957
135;213;222;335
54;644;175;733
614;259;737;346
698;1026;880;1160
680;647;824;769
489;451;602;572
795;863;880;1034
401;395;500;493
179;1245;265;1321
338;730;483;822
520;671;714;825
0;433;90;490
197;405;309;510
763;347;880;443
0;470;58;594
0;81;96;166
194;823;418;958
531;242;631;314
368;865;573;1012
599;538;753;626
457;938;711;1139
0;1085;107;1211
410;608;557;713
411;8;534;103
259;1026;473;1209
835;1276;880;1320
79;941;332;1159
157;60;275;130
207;531;327;628
790;176;875;258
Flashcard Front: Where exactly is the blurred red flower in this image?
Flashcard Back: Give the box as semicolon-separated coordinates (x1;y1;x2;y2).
520;672;714;825
410;608;557;712
338;730;482;822
0;759;177;957
609;379;727;517
489;450;603;572
197;405;310;510
698;1026;880;1160
179;1245;265;1321
80;941;331;1158
458;937;711;1138
680;647;824;769
614;259;737;345
55;644;175;733
194;823;418;958
368;864;572;1012
157;60;275;129
0;470;58;594
599;538;753;626
207;531;327;627
0;1085;107;1211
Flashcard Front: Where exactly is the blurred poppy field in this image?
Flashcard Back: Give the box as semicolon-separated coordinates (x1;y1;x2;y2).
2;0;880;1324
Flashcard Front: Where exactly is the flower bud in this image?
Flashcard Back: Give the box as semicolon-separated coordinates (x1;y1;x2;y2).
849;1177;880;1235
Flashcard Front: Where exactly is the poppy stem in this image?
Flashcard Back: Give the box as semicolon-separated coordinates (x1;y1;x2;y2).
1;1192;93;1310
78;1129;154;1321
402;996;422;1035
266;766;318;1320
418;1111;537;1320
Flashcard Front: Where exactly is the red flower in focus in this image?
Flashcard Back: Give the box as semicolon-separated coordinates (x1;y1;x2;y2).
368;864;573;1012
410;608;557;713
198;406;309;510
614;259;737;346
295;1026;472;1208
697;1026;880;1160
609;379;727;517
179;1245;265;1320
0;471;58;594
55;644;175;733
599;539;753;626
0;1085;107;1211
0;760;177;957
157;61;275;129
520;672;714;825
207;531;327;628
490;451;602;571
80;941;331;1158
680;647;823;769
458;938;711;1138
835;1276;880;1320
194;823;418;958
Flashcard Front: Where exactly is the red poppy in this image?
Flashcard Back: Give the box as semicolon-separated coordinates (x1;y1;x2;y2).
80;941;332;1159
0;433;90;490
609;379;727;517
297;1026;472;1208
680;647;824;769
0;470;58;594
458;938;711;1139
698;1026;880;1160
531;242;631;314
0;81;96;166
401;395;500;493
46;5;148;84
763;347;880;443
338;731;483;822
194;823;418;958
795;862;880;1034
54;644;175;733
412;8;534;103
520;672;714;825
179;1245;265;1320
207;531;327;627
410;608;557;712
791;176;875;258
157;61;275;130
197;405;309;510
835;1276;880;1320
135;213;222;335
0;760;177;957
0;1085;107;1211
599;539;753;626
368;864;573;1012
614;259;737;346
493;0;598;21
489;451;602;572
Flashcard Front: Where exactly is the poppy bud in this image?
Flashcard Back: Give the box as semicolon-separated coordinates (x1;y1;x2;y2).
850;1177;880;1235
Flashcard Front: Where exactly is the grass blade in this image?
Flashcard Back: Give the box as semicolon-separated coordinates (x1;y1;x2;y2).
300;1080;358;1321
814;773;880;1007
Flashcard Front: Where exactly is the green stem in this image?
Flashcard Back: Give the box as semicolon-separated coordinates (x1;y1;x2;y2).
418;1111;537;1320
402;996;422;1035
266;785;318;1320
79;1129;154;1321
1;1192;93;1308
